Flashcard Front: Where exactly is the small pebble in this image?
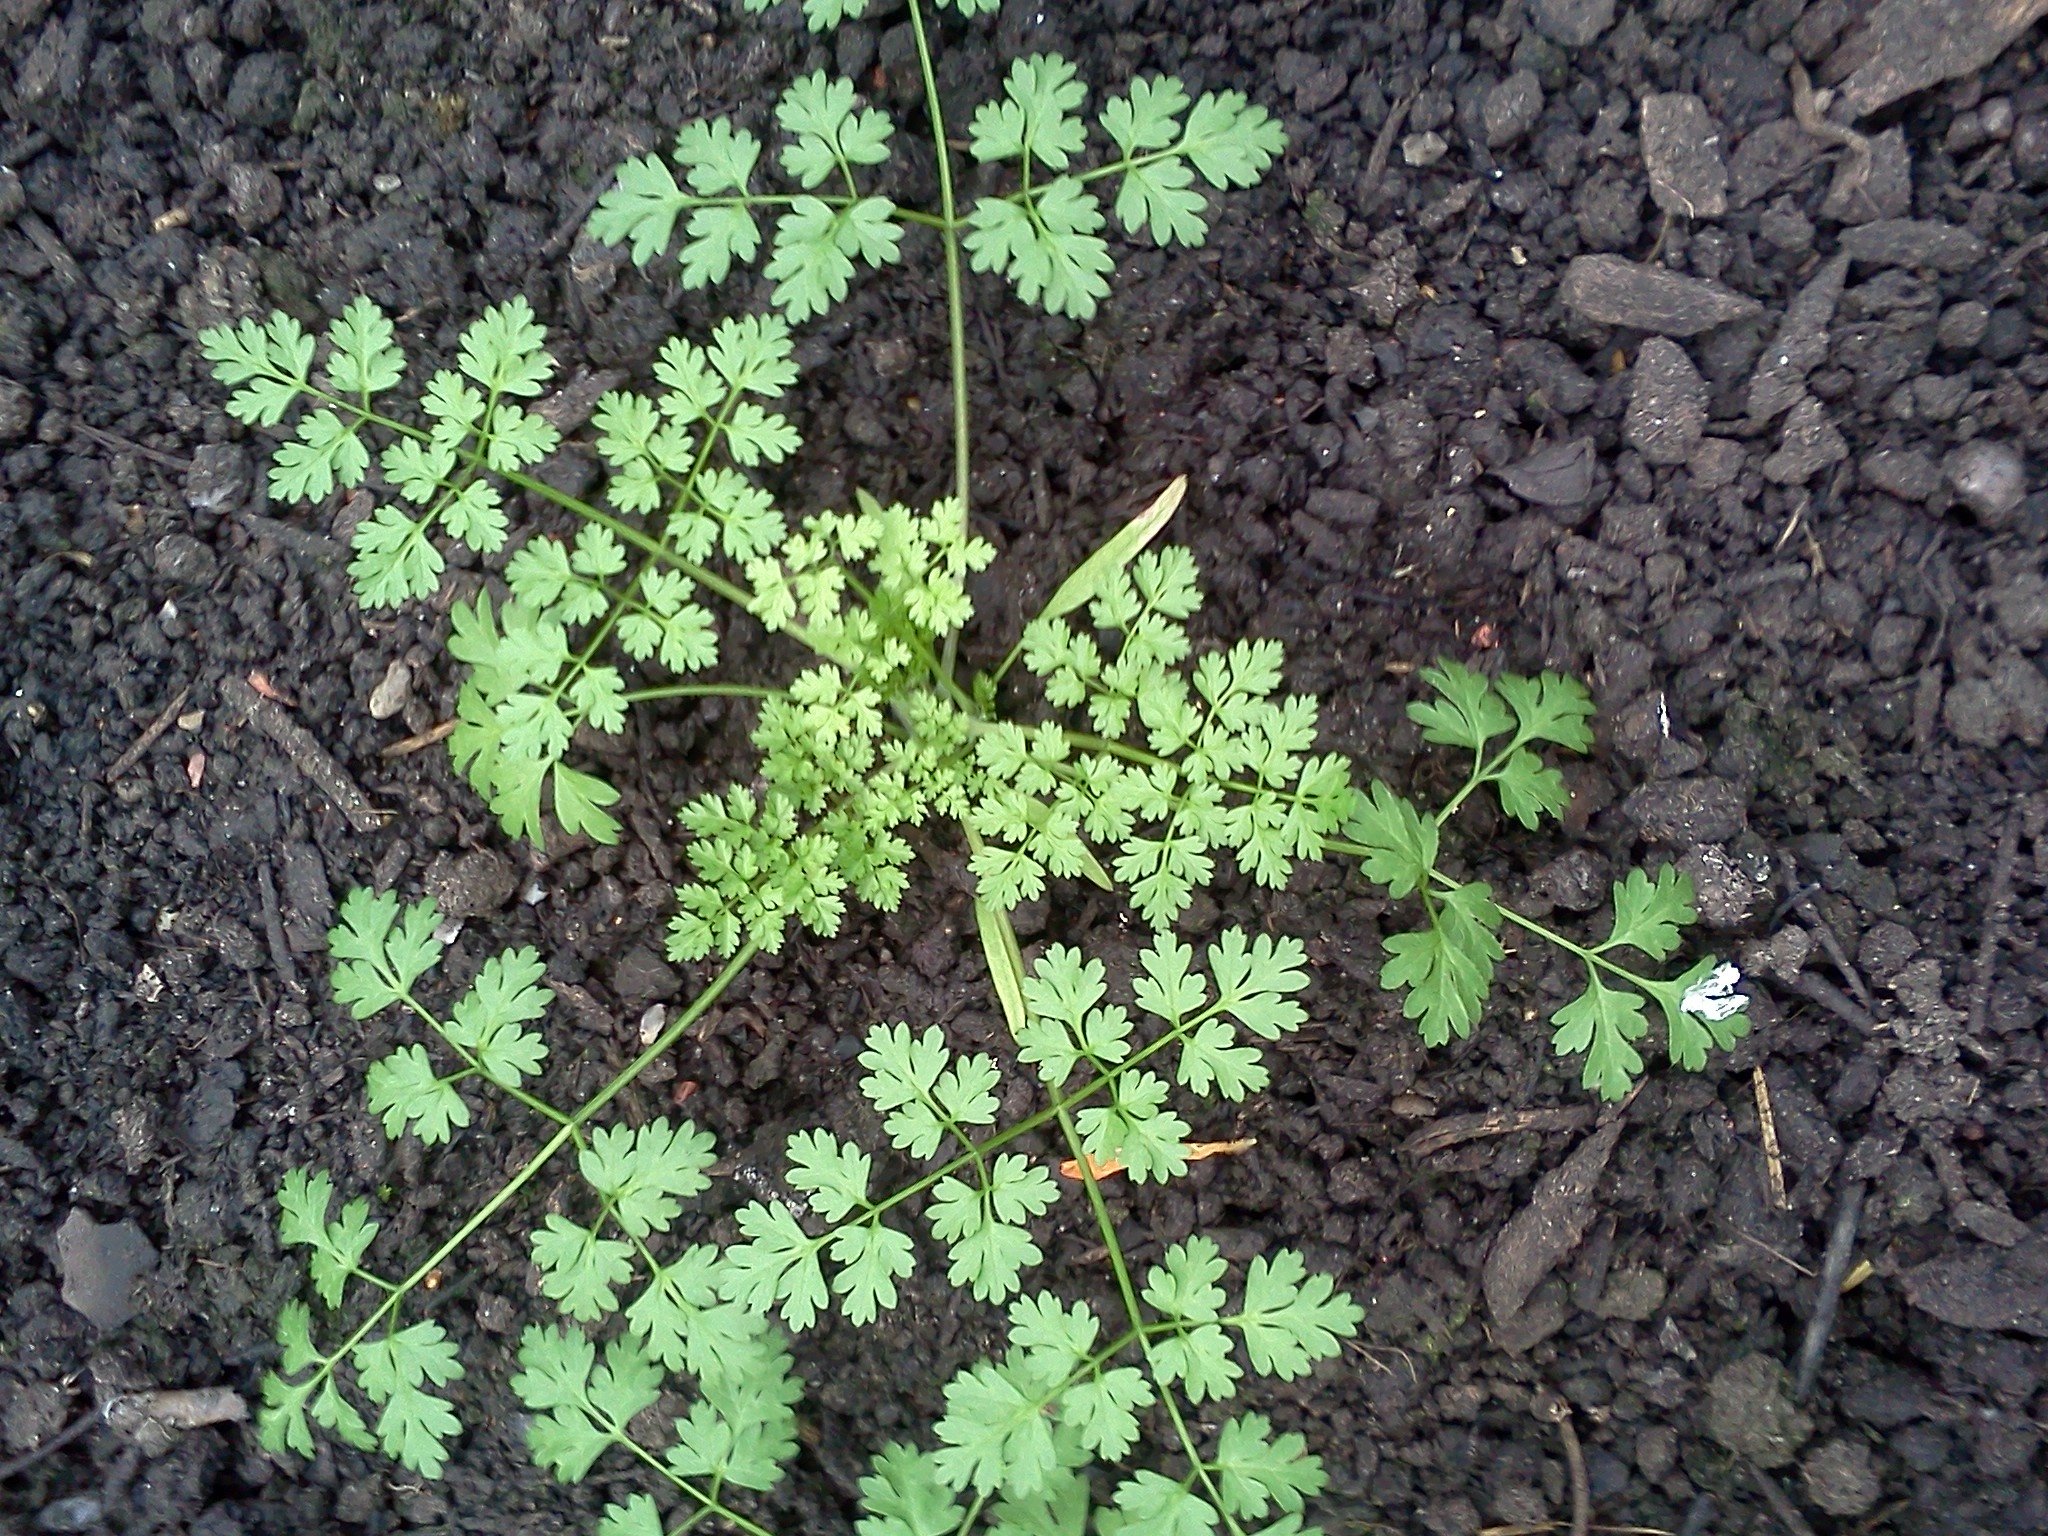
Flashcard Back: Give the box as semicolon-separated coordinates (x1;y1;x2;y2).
1483;71;1545;148
1402;131;1448;168
1945;440;2027;524
1936;300;1990;352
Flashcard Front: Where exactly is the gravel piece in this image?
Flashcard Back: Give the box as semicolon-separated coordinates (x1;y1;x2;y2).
1529;0;1615;47
1944;440;2026;524
1822;125;1913;223
184;442;250;515
1868;614;1926;676
1677;844;1771;927
367;658;411;719
1502;338;1599;417
1860;446;1941;503
1484;1120;1624;1323
1622;776;1746;843
224;161;283;230
1728;118;1820;209
1559;255;1761;335
1640;92;1727;217
223;51;299;129
1990;571;2048;648
0;377;32;440
2015;113;2048;185
151;532;219;585
1625;337;1709;465
1706;1355;1813;1468
55;1210;158;1329
1803;1440;1883;1517
0;165;22;224
1402;131;1448;167
1901;1232;2048;1335
1839;219;1989;272
1935;300;1990;352
1500;438;1596;506
1688;437;1745;488
1945;654;2048;748
421;848;518;919
1762;395;1849;484
1593;1267;1668;1321
1483;71;1544;148
1746;253;1848;421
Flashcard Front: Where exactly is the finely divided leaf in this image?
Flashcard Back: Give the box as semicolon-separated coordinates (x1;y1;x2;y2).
1599;865;1694;961
1551;973;1649;1101
1380;881;1503;1047
969;55;1088;171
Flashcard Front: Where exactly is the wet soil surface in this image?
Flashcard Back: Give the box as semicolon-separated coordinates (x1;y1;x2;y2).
4;1;2048;1533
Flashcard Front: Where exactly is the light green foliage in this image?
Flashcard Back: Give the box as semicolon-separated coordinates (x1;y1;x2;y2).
217;7;1748;1535
1343;663;1747;1098
590;70;902;321
1015;930;1307;1183
998;568;1354;928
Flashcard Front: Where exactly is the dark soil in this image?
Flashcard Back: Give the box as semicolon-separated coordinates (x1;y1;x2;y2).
4;1;2048;1533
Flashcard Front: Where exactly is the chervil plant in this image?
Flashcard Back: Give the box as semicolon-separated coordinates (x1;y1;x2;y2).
200;0;1750;1530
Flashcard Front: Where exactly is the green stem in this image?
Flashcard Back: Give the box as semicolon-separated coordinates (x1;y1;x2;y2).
904;0;974;690
620;683;781;704
1057;1104;1242;1533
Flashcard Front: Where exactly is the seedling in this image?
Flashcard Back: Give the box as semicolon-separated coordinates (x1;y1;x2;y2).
198;0;1749;1531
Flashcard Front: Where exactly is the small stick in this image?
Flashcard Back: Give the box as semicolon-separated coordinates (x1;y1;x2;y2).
1966;806;2024;1038
1744;1458;1820;1536
1789;61;1871;205
224;675;385;833
1776;853;1873;1010
1754;1067;1788;1210
380;718;459;759
67;420;194;473
0;1399;99;1481
101;685;193;781
1401;1105;1595;1157
1358;90;1418;208
1793;1179;1865;1399
1533;1392;1590;1536
1775;971;1879;1034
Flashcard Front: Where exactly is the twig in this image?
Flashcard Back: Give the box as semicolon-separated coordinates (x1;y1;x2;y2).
1754;1067;1789;1210
67;420;194;473
0;1397;99;1481
1782;971;1880;1034
1533;1392;1590;1536
1776;853;1873;1010
1739;1230;1814;1277
1789;61;1871;204
257;862;305;998
379;718;459;759
223;675;386;833
1358;90;1417;209
1966;806;2024;1038
1744;1458;1820;1536
1401;1105;1595;1157
1793;1179;1865;1399
101;686;193;781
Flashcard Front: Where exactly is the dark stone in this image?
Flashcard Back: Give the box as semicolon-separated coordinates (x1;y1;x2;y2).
223;51;299;129
1641;92;1727;217
1559;256;1761;335
1624;337;1708;465
1483;71;1545;148
1622;777;1747;843
1839;219;1989;273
